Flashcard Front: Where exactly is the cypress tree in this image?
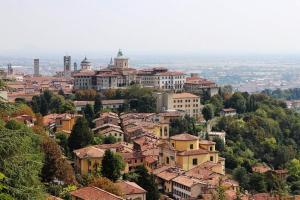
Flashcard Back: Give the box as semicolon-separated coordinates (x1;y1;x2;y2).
68;117;93;151
40;96;49;116
83;104;95;128
94;94;102;116
101;149;124;182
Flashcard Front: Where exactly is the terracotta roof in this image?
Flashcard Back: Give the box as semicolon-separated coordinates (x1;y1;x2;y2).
252;163;272;174
121;151;145;160
193;161;222;171
186;168;216;181
159;111;182;117
170;133;198;141
73;146;105;159
115;181;146;195
70;186;124;200
157;170;179;181
93;123;121;132
152;165;172;175
186;77;216;85
172;175;204;187
72;71;96;77
101;127;124;134
172;92;199;99
144;156;158;164
222;108;236;112
95;142;133;153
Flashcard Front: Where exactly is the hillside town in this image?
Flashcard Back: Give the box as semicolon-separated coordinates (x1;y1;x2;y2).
1;50;297;200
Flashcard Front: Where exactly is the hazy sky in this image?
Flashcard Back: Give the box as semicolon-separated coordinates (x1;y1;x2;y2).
1;0;300;57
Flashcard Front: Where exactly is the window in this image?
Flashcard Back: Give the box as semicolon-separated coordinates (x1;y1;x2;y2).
164;127;168;136
192;158;198;165
210;156;214;161
172;143;175;147
190;144;193;149
166;157;170;164
210;146;213;151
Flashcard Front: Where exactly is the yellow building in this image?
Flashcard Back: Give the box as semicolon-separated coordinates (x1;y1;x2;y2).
73;146;105;175
43;113;79;134
55;114;78;133
73;143;134;175
155;92;202;119
159;133;220;171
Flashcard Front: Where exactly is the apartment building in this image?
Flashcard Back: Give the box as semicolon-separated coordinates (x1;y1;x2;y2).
155;92;202;118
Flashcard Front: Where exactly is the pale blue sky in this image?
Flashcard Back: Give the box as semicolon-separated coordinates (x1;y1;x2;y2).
1;0;300;57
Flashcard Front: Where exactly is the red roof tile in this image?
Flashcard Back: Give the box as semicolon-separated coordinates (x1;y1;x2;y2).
115;181;146;195
70;186;124;200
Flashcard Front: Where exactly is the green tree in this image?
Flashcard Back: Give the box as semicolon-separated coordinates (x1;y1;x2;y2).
89;177;122;196
56;132;70;156
41;137;76;184
134;165;159;200
233;167;249;190
94;94;102;116
5;119;23;130
58;89;65;96
68;117;93;151
103;135;117;144
101;150;125;182
226;92;247;113
31;95;41;113
62;100;76;113
43;90;54;104
249;173;267;192
0;125;45;199
0;172;13;200
210;94;224;115
83;104;95;128
202;104;215;121
213;137;225;152
49;95;65;113
40;95;49;116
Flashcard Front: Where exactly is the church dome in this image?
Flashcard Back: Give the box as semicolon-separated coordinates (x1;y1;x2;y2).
81;57;91;64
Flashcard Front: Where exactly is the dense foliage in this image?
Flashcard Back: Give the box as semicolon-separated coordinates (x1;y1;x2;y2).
89;177;122;196
68;117;93;151
209;92;300;194
124;165;159;200
169;115;201;136
262;88;300;100
101;150;125;182
31;90;75;116
0;118;45;199
41;137;76;184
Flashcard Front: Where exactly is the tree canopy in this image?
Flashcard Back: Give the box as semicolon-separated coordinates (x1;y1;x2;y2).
101;149;125;182
68;117;93;151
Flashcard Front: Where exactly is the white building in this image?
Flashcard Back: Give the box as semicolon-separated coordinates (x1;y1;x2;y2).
138;68;185;91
